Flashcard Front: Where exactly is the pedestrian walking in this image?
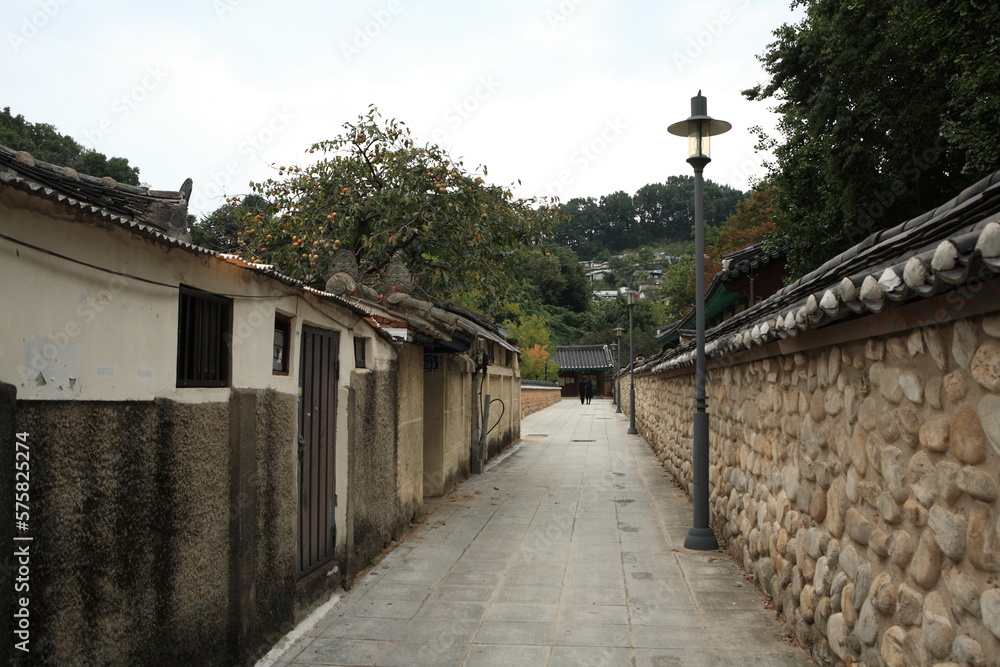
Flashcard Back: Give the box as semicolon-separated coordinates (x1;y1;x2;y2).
585;380;594;405
579;380;587;404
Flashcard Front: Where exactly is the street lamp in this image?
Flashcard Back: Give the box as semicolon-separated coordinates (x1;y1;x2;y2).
668;90;730;552
609;342;618;406
624;290;639;435
613;326;624;414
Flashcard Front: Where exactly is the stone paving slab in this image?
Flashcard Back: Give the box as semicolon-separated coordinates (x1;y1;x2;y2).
271;398;813;666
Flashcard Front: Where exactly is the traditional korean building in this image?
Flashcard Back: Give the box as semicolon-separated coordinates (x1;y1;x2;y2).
552;344;614;398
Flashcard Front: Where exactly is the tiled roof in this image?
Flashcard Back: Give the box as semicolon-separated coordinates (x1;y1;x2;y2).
520;380;560;388
656;243;787;344
554;345;613;371
0;144;384;330
642;170;1000;374
0;144;190;237
718;243;786;281
1;143;519;354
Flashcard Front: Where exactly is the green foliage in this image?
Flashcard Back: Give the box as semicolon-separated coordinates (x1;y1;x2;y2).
0;107;140;185
190;194;269;252
579;296;666;360
660;255;696;322
507;246;590;313
553;175;746;259
745;0;1000;278
521;344;560;382
658;187;778;322
503;313;552;352
232;106;558;308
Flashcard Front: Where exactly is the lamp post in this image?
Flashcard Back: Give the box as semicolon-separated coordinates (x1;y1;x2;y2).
609;342;618;406
667;90;730;552
613;326;624;413
625;290;638;435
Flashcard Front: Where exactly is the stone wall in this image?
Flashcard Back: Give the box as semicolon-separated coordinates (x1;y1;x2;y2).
520;384;563;419
634;313;1000;666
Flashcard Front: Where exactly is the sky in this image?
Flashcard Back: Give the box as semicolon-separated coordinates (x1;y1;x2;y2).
2;0;801;217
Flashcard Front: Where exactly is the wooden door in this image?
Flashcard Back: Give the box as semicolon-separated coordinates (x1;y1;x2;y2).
297;326;339;577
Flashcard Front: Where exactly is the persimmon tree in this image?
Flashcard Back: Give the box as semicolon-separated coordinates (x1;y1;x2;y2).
232;106;558;306
521;344;559;382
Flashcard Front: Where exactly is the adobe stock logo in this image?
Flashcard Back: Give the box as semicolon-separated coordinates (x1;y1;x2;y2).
428;75;501;145
673;0;752;72
340;0;405;63
83;66;168;148
546;0;590;28
543;117;628;199
188;107;296;213
7;0;71;53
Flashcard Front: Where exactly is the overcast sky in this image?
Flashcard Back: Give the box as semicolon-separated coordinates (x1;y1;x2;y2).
3;0;800;217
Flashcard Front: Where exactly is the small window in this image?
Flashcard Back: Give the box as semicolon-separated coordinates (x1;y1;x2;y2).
354;337;367;369
273;315;291;374
177;286;232;387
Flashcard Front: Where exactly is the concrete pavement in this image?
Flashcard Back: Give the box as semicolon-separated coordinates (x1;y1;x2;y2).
267;398;813;666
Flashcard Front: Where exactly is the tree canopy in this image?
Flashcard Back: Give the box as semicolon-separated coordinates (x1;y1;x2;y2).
659;187;777;322
0;107;140;185
553;176;746;259
745;0;1000;277
228;106;558;308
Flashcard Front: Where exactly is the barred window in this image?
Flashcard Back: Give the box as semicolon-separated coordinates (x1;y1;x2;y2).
177;286;232;387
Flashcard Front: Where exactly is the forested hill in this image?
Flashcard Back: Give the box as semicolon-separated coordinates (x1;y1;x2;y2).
552;175;746;259
0;107;141;185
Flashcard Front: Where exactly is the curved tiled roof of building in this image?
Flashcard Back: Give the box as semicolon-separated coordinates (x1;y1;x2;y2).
554;345;614;371
656;243;786;344
0;143;386;329
718;242;786;281
1;143;520;357
641;170;1000;374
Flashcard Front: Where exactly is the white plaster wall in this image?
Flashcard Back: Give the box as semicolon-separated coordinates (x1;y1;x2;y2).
0;195;401;561
0;196;391;408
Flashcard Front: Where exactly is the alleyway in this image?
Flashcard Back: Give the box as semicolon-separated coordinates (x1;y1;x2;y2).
267;398;813;666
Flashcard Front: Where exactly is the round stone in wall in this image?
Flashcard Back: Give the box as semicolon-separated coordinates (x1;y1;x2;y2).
951;404;987;465
953;320;978;370
981;589;1000;640
971;339;1000;391
979;395;1000;457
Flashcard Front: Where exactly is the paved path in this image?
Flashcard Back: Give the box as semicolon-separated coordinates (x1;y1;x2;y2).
270;398;812;666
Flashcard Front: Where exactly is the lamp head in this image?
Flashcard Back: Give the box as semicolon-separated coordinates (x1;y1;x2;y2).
667;90;731;159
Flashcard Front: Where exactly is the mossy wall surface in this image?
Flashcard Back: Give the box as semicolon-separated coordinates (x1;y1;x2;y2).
6;389;296;666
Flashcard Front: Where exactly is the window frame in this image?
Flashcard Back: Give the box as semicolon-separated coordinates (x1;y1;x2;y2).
273;314;292;375
176;285;232;388
354;336;368;369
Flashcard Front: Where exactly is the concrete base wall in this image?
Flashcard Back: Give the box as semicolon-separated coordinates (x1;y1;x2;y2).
347;365;403;578
483;370;520;460
2;388;297;666
423;355;472;497
634;313;1000;665
520;386;563;419
396;345;424;525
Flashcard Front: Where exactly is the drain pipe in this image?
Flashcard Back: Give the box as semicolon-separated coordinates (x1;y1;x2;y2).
477;393;491;472
471;347;490;474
